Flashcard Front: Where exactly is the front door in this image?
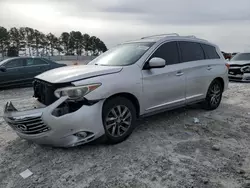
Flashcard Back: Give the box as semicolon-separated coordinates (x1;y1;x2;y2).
142;41;186;113
0;58;26;87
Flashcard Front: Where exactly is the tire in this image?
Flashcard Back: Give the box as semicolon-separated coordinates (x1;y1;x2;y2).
102;97;136;144
202;79;223;110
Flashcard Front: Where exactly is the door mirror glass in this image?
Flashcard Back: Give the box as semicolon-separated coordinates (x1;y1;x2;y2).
148;57;166;68
0;66;6;72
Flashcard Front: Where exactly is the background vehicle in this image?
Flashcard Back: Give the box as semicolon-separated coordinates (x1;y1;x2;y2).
0;57;66;88
3;34;228;147
231;52;239;57
228;52;250;82
221;51;232;60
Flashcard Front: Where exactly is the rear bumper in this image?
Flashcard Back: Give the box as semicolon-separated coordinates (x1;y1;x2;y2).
3;97;105;147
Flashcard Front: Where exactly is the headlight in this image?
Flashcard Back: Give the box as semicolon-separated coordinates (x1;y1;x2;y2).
54;83;101;100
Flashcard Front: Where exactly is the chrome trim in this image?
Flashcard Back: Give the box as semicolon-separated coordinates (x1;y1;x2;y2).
186;94;204;100
4;102;50;135
146;98;185;111
229;67;241;69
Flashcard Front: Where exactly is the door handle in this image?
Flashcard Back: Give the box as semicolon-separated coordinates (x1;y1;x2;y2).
207;66;212;70
176;71;184;76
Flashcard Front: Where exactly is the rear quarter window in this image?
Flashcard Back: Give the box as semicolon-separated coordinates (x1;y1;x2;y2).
201;44;220;59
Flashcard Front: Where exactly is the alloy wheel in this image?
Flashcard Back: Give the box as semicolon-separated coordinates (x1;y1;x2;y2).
105;105;132;137
208;83;221;106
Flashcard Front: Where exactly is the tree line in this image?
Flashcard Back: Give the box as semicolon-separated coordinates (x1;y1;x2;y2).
0;26;108;57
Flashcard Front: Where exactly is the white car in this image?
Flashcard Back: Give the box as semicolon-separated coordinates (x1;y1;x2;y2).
3;33;229;147
228;52;250;82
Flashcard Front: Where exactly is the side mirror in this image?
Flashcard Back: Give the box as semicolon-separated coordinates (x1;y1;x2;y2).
0;66;6;72
148;57;166;69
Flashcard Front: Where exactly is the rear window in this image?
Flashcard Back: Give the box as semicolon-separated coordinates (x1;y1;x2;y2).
179;41;205;62
33;59;48;65
201;44;220;59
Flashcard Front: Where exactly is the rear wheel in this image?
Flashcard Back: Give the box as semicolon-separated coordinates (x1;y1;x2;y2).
102;97;136;144
202;79;223;110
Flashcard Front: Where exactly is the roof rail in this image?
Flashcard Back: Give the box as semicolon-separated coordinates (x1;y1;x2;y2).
184;35;196;38
141;33;179;39
184;35;208;42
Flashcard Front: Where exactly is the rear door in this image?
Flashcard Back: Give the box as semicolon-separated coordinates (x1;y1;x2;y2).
24;58;51;81
33;58;51;72
0;59;26;86
178;41;212;103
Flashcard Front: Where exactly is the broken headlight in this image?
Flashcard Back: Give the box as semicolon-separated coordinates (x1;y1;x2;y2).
54;83;101;100
241;66;250;73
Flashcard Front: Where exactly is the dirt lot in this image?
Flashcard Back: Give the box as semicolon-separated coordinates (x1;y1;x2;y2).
1;83;250;188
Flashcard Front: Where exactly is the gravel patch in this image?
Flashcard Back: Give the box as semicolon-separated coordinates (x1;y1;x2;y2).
0;83;250;188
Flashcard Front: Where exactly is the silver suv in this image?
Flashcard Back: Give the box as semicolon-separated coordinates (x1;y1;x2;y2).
3;33;229;147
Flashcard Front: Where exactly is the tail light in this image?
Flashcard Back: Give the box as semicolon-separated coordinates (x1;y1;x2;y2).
225;63;230;69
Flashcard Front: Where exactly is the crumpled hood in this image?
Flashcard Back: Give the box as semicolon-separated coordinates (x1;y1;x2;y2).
229;60;250;66
35;65;122;83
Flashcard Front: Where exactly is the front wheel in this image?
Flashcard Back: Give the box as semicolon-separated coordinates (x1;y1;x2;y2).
202;80;223;110
102;97;136;144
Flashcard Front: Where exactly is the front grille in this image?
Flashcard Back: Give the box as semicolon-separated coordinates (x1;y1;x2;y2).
7;115;50;135
33;79;57;105
228;68;242;75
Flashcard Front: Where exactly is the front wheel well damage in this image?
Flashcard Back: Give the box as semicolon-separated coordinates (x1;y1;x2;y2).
103;93;140;118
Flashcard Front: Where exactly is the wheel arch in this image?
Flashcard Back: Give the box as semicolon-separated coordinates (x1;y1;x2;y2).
103;92;140;118
213;77;225;91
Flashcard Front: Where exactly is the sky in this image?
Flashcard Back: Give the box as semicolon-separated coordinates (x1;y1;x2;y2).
0;0;250;52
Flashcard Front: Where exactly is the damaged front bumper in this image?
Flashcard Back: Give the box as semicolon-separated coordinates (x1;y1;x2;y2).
228;66;250;82
3;97;105;147
228;73;250;82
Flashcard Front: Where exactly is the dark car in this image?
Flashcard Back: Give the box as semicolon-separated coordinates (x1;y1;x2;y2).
228;52;250;82
0;57;66;88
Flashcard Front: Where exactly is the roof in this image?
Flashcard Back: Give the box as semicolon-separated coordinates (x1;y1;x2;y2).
123;33;212;45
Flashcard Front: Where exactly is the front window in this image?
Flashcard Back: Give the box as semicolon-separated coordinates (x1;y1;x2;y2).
0;59;10;66
89;42;155;66
5;59;24;68
231;53;250;61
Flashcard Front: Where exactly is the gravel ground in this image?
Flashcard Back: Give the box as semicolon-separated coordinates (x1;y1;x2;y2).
1;83;250;188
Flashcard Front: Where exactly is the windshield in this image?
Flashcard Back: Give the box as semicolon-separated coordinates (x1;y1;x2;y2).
89;42;155;66
231;53;250;61
0;59;9;66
